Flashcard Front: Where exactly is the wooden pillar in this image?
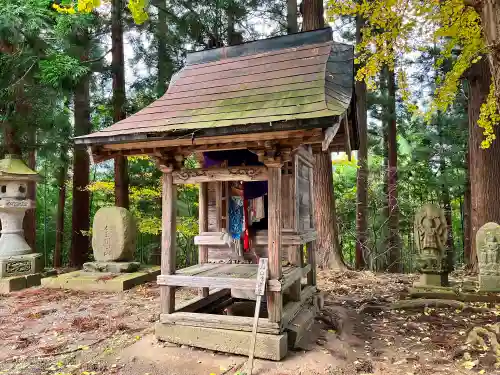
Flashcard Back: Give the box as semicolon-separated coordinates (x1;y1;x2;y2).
161;169;177;314
198;182;209;297
266;163;283;323
307;241;317;286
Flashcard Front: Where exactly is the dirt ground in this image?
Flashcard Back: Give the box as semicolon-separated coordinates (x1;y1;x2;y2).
0;270;498;375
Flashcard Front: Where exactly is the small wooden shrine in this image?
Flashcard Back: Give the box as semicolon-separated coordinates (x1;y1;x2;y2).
75;27;358;360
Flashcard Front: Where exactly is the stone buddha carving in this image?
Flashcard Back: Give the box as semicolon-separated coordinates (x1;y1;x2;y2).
414;203;448;274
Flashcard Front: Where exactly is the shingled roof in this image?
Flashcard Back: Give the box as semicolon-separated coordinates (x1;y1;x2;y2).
75;27;356;148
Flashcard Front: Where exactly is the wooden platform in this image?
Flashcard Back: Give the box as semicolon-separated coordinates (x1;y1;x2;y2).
157;263;311;292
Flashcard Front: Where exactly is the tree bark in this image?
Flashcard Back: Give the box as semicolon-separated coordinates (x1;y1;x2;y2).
355;14;368;270
438;116;455;271
54;159;67;268
70;64;92;267
300;0;324;30
112;0;129;209
2;124;22;155
287;0;298;34
467;58;500;272
156;0;168;97
313;153;345;269
302;0;345;270
463;149;472;266
386;65;400;273
24;131;37;252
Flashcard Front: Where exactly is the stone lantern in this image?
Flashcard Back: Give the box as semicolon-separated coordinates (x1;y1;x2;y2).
0;154;42;292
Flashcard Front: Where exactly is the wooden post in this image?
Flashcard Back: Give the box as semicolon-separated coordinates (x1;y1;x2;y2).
288;245;302;301
215;181;223;230
306;241;316;286
266;163;283;323
198;182;209;297
161;169;177;314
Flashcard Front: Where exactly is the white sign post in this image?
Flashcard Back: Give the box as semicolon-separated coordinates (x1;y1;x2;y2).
246;258;269;375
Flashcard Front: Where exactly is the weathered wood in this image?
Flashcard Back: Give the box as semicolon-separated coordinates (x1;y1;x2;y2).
161;170;177;314
157;274;282;292
322;119;341;151
287;306;315;347
168;166;268;184
342;112;352;160
176;288;230;312
194;232;228;246
159;312;280;334
306;241;316;286
215;182;223;230
295;146;315;166
281;285;316;329
267;164;283;323
253;231;317;246
247;258;270;374
281;266;305;292
199;182;209;297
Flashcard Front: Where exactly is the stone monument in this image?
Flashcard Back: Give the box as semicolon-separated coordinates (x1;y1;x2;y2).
42;205;160;292
0;154;42;293
83;206;140;273
477;222;500;291
414;203;448;286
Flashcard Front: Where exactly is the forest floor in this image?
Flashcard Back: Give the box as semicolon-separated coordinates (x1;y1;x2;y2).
0;270;498;375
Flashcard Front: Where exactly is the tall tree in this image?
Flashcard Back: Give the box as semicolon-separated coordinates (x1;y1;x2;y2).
386;63;400;272
70;26;92;267
467;58;500;271
112;0;130;209
156;0;168;97
302;0;345;270
355;14;368;269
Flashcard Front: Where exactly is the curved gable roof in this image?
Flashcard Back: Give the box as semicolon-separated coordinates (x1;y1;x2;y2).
76;28;354;145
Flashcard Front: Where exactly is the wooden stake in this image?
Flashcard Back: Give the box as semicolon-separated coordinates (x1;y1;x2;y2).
198;182;209;297
247;258;269;375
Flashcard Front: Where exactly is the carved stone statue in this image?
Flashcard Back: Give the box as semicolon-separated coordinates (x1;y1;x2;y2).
477;222;500;291
414;203;448;286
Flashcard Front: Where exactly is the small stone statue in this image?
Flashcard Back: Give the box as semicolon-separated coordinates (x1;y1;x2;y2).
414;203;448;286
477;222;500;291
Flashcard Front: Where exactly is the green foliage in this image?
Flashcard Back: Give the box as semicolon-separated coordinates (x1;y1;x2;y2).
327;0;498;147
38;54;89;87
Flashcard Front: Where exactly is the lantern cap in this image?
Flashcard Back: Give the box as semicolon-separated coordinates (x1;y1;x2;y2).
0;154;40;181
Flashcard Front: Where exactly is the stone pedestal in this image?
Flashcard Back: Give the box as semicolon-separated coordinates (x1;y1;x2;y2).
0;155;41;293
83;261;140;273
0;253;42;277
416;273;442;287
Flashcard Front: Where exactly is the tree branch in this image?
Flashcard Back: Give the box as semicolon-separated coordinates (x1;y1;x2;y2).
83;48;113;64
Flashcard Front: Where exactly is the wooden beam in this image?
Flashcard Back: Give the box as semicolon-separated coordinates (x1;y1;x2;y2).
281;285;316;330
198;182;209;297
343;112;352;161
306;241;316;286
160;169;177;314
176;288;230;312
166;166;268;184
266;162;283;323
157;274;282;291
159;312;280;335
322;118;341;152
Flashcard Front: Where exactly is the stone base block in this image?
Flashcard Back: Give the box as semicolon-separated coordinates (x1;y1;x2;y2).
0;253;43;278
155;322;288;361
41;266;160;292
413;273;444;287
0;273;41;293
83;261;140;273
479;275;500;292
